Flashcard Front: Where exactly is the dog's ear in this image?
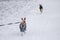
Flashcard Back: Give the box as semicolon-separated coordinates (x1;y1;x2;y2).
24;17;26;20
21;18;23;20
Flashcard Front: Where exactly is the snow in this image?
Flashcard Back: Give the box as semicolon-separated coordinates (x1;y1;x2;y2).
0;0;60;40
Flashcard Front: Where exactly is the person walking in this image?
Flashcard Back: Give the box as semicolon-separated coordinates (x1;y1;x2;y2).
39;4;43;13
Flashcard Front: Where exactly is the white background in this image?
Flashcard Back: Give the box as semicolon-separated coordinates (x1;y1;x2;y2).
0;0;60;40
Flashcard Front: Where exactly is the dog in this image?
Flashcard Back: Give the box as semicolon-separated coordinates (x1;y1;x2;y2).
19;17;26;36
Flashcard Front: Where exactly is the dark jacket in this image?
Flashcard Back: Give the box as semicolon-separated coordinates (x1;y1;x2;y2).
39;5;43;9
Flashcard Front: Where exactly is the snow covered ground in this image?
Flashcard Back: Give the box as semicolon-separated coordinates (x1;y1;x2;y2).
0;0;60;40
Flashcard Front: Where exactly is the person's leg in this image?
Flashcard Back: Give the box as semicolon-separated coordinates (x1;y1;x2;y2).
40;8;43;13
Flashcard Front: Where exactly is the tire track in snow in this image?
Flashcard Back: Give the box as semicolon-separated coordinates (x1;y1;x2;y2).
0;22;20;26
